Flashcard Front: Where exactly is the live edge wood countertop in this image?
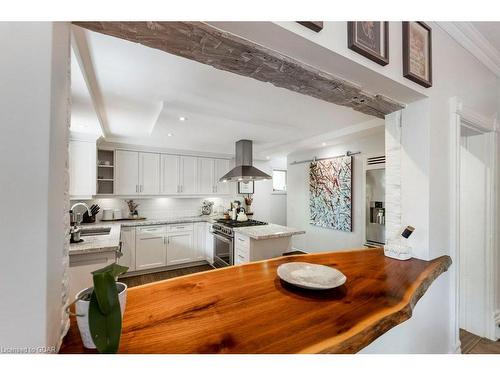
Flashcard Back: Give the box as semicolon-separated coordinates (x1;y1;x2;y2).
60;248;451;354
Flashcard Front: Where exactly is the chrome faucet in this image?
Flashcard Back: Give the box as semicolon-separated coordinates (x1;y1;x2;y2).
70;202;91;225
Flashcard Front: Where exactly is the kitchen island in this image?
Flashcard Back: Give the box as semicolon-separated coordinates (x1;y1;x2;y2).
60;248;451;354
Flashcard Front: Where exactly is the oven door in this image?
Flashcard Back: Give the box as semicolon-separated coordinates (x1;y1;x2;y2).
213;232;233;268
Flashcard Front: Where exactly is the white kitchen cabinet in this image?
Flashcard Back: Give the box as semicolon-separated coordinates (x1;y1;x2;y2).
116;150;160;195
115;150;139;195
68;250;116;302
179;156;198;194
166;231;194;265
214;158;232;195
198;158;215;194
118;227;136;272
194;222;207;261
139;152;160;195
160;154;180;194
135;226;167;271
205;222;214;264
69;138;97;198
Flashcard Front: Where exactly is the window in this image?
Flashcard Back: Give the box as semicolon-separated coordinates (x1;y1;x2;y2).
272;170;287;192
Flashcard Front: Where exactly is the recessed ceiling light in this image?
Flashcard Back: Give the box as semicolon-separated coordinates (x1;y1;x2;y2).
167;133;173;137
322;142;327;146
266;156;270;160
179;116;187;121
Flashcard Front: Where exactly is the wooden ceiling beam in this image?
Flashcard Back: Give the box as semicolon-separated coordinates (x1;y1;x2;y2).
72;21;405;119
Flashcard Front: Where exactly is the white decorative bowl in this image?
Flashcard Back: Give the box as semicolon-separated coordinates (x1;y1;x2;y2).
277;262;347;290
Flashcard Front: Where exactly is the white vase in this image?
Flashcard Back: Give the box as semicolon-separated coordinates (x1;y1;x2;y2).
75;282;127;349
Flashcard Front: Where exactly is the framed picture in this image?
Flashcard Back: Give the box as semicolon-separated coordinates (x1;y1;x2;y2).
348;22;389;66
297;21;323;33
403;21;432;88
238;181;254;194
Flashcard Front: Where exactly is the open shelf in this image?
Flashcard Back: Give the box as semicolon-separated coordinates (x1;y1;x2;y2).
97;149;115;195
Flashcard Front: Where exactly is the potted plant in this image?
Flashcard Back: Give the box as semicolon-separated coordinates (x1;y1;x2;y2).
70;263;129;353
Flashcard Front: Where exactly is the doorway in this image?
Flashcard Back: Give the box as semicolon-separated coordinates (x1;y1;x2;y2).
450;98;498;349
459;123;493;337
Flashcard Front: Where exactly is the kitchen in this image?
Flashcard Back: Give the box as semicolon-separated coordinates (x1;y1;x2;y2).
5;15;499;361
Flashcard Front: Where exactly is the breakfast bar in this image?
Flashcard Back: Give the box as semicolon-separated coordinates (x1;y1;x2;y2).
60;248;451;354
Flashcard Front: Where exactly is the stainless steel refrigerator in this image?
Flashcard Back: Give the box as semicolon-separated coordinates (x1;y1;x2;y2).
365;158;385;246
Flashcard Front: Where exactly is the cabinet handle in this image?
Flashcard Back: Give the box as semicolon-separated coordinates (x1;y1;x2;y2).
238;238;245;242
140;185;143;193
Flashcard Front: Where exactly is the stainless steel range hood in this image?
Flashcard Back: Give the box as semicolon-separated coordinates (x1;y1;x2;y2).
219;140;272;182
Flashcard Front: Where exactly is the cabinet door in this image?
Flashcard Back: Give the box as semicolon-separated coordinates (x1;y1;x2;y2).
166;232;194;265
194;222;207;261
205;223;214;264
214;159;232;195
115;150;139;195
118;227;136;272
135;227;167;270
160;154;180;194
198;158;215;194
139;152;160;195
69;140;96;198
180;156;198;194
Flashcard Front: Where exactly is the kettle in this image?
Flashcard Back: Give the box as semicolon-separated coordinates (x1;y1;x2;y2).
237;208;248;222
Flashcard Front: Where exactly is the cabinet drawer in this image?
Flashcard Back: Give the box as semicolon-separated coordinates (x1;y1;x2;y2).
234;249;249;264
167;223;194;233
137;225;166;239
235;233;250;249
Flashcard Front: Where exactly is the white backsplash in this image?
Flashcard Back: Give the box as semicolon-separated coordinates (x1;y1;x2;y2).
71;197;236;220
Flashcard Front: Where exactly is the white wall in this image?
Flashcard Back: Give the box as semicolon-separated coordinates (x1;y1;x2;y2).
251;158;287;225
287;128;384;253
0;22;70;351
212;21;499;353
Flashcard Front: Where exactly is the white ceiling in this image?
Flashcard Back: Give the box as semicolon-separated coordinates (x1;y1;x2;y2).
70;26;374;158
71;48;102;136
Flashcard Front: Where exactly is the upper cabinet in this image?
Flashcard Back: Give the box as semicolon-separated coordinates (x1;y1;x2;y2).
69;137;97;199
160;154;180;194
115;150;160;195
101;148;232;197
215;158;232;195
198;157;215;194
139;152;160;195
179;156;198;195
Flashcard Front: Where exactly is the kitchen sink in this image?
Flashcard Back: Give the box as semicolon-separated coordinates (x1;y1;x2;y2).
80;227;111;236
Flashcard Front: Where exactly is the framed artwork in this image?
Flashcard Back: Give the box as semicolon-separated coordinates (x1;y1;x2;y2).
403;21;432;88
309;156;352;232
297;21;324;33
238;181;254;194
348;21;389;66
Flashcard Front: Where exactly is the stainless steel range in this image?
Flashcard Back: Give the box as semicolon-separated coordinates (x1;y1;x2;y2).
212;219;267;268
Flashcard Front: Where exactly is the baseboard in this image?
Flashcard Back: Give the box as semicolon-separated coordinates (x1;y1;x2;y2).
120;260;210;278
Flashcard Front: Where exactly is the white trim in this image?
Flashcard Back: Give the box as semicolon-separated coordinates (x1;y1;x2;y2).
449;97;498;344
71;26;110;137
437;22;500;78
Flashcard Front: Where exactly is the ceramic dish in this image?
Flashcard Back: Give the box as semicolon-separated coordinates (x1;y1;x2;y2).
277;262;347;290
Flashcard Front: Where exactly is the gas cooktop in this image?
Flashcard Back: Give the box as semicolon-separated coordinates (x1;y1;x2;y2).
215;219;268;228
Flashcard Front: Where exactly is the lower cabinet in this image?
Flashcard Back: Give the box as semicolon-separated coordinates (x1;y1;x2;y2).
119;222;212;274
118;227;136;272
166;231;193;266
135;226;167;271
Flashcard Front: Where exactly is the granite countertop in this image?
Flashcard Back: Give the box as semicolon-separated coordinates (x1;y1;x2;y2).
233;223;305;240
70;216;221;256
117;215;220;227
69;223;121;255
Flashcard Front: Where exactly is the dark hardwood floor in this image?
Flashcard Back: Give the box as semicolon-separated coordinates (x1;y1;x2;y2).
119;264;215;288
460;329;500;354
